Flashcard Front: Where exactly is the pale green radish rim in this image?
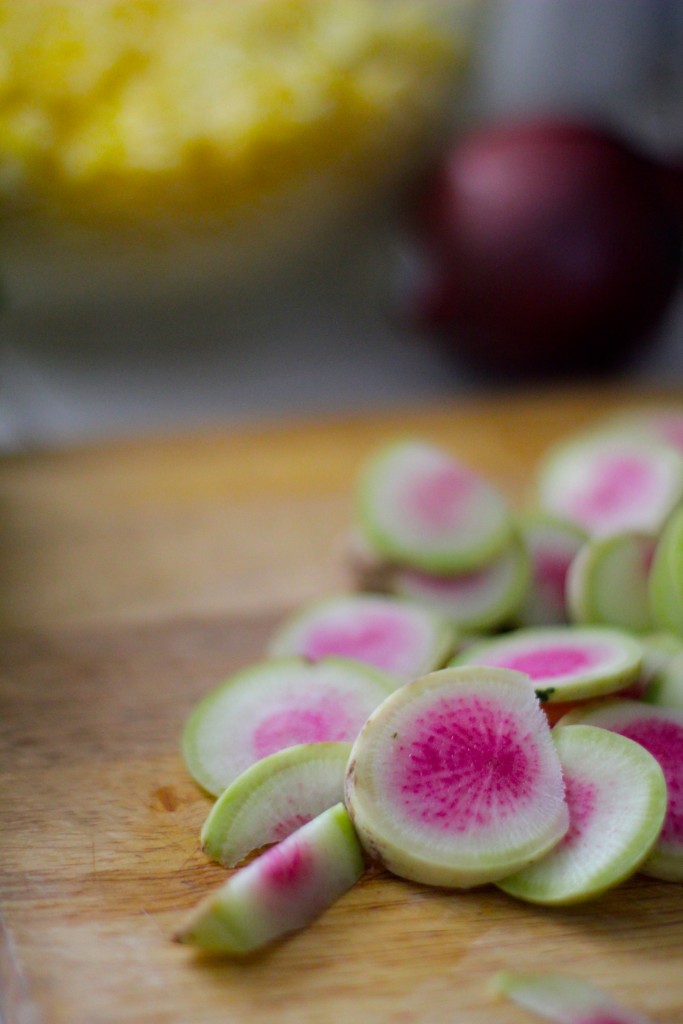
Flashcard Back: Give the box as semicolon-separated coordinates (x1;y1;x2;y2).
566;531;655;632
356;439;514;574
497;725;667;906
201;741;353;866
450;626;643;703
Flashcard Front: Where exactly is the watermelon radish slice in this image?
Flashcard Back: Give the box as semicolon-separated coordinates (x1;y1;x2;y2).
536;433;683;537
451;626;643;703
557;700;683;881
493;972;653;1024
267;594;455;680
201;742;352;868
648;509;683;636
182;657;398;797
174;803;364;955
567;532;656;633
356;439;514;573
596;406;683;459
344;666;569;888
643;648;683;710
498;725;667;905
392;533;530;632
516;514;588;627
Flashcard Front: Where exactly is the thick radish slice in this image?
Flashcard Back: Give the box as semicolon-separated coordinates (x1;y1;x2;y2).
643;649;683;710
557;700;683;881
344;666;569;888
498;725;667;905
516;514;587;627
202;742;352;868
493;972;652;1024
182;657;399;797
357;439;514;573
267;593;455;680
536;433;683;537
174;803;364;955
451;626;643;703
648;508;683;636
392;533;530;632
567;532;656;633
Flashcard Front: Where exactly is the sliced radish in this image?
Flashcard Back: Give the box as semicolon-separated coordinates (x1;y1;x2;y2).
344;666;568;888
516;514;588;627
567;532;656;633
557;700;683;881
267;593;455;680
648;506;683;636
356;439;514;573
392;533;530;632
598;406;683;459
174;803;364;955
536;433;683;537
498;725;667;904
451;626;642;703
625;631;683;699
201;742;352;868
643;648;683;710
182;657;399;797
493;972;652;1024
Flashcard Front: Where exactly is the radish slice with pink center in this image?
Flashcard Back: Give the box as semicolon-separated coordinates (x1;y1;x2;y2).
498;725;667;904
536;434;683;537
451;626;642;703
174;803;364;955
557;700;683;881
567;532;656;633
517;514;588;627
392;534;530;632
182;657;399;797
493;972;653;1024
344;666;568;888
201;742;352;868
268;594;455;680
357;439;513;573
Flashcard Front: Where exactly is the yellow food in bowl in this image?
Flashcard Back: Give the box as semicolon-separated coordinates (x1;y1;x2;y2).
0;0;462;228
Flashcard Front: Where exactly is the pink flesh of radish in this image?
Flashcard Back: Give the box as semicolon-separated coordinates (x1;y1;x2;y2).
616;719;682;847
252;698;353;760
389;694;539;833
403;462;474;531
300;609;423;672
569;455;654;528
492;645;602;680
561;775;598;845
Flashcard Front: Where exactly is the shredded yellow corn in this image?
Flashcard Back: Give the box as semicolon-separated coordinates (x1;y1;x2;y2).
0;1;460;227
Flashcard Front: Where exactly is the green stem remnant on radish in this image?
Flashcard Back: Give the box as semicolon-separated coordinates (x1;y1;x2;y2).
557;700;683;882
497;725;667;905
174;804;364;955
451;626;643;703
356;439;514;573
344;666;568;888
492;972;653;1024
201;742;352;868
182;657;399;797
567;532;656;633
267;593;456;679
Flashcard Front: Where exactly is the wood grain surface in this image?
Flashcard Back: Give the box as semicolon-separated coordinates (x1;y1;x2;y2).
2;387;682;1024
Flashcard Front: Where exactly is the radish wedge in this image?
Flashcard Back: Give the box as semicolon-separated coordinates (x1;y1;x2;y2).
558;700;683;881
498;725;667;905
202;742;352;868
182;657;398;797
392;534;530;632
517;514;587;627
451;626;642;703
344;666;568;888
267;594;455;680
493;972;652;1024
174;803;363;955
567;532;656;633
357;439;513;573
536;433;683;537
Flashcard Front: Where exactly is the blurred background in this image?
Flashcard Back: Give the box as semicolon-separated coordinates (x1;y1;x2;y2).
0;0;682;451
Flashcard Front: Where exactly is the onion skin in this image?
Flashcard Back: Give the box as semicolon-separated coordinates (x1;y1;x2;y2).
407;119;683;378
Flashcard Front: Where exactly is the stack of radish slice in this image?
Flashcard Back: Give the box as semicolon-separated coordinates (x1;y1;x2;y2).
174;409;683;983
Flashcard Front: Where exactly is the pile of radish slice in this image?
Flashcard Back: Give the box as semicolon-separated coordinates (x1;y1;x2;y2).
175;407;683;1023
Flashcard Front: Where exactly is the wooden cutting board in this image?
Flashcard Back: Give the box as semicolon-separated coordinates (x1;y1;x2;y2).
2;387;682;1024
